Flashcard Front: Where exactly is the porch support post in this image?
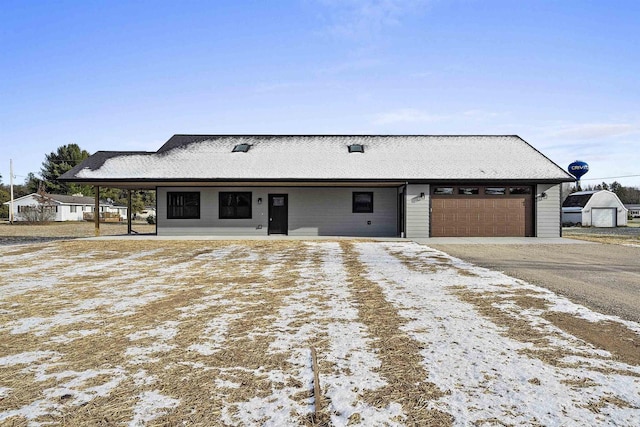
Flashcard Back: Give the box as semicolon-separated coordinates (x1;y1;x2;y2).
94;185;100;236
127;189;132;235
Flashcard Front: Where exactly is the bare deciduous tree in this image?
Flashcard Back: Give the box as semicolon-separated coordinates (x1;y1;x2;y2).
17;184;56;223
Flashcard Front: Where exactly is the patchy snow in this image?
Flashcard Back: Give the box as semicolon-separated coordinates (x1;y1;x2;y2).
0;240;638;425
0;399;53;425
1;276;60;299
187;311;244;356
0;366;127;425
126;342;175;365
132;369;157;387
127;321;180;341
7;312;99;336
129;390;180;426
355;242;640;426
304;242;396;426
41;368;127;406
48;329;100;344
0;351;60;367
214;378;241;389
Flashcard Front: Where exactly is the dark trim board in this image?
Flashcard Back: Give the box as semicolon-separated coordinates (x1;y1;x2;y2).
59;178;574;191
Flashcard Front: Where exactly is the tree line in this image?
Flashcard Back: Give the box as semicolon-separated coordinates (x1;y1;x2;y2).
0;144;155;219
571;181;640;204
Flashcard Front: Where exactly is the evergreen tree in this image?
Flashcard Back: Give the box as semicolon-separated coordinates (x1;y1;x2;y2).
24;172;41;194
0;186;8;218
40;144;92;195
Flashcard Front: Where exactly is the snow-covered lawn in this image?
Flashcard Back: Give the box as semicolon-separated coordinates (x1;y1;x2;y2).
0;240;638;426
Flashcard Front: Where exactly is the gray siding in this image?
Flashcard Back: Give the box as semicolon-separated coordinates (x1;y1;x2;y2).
562;211;582;224
536;184;561;237
405;184;429;238
157;186;398;237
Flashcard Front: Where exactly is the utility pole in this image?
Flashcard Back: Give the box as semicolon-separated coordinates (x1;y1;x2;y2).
9;159;14;224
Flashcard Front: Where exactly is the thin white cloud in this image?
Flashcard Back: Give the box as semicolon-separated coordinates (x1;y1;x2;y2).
372;108;505;126
462;109;503;119
254;81;308;93
317;57;382;74
317;0;427;40
373;108;448;125
547;123;637;140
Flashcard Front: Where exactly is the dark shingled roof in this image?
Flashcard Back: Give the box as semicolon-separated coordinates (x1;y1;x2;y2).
44;193;97;205
562;193;595;208
60;151;153;179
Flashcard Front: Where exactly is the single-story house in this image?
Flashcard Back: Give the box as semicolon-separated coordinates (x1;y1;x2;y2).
562;190;628;227
59;135;574;238
4;193;127;222
625;204;640;218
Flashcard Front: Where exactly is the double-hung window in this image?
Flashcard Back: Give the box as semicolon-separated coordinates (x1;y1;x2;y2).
167;192;200;219
219;192;252;219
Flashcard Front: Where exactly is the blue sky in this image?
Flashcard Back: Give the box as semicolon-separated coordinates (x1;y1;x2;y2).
1;0;639;186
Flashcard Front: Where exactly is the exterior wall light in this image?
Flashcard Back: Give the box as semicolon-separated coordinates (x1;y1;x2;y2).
257;198;262;204
420;192;425;198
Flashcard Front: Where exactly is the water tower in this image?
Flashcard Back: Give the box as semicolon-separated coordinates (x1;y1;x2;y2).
568;160;589;190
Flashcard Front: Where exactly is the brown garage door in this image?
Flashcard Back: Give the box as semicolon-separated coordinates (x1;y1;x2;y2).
431;186;534;237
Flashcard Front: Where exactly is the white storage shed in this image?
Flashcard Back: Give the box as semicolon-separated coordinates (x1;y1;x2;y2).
562;190;628;227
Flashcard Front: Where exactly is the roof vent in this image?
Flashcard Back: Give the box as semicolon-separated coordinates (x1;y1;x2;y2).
348;144;364;153
232;143;251;153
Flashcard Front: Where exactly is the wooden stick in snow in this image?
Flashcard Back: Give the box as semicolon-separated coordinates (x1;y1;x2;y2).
310;346;322;419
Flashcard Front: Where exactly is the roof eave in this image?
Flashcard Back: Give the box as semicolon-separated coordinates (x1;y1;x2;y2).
58;177;575;190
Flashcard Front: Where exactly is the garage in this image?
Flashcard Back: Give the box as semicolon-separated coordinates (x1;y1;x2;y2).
431;185;534;237
591;208;617;227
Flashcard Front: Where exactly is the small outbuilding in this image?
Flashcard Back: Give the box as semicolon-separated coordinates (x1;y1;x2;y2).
562;190;628;227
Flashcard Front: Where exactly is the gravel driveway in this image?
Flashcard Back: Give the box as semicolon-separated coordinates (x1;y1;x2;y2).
429;243;640;323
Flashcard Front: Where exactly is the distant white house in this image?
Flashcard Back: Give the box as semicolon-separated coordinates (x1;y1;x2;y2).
562;190;628;227
4;193;127;222
625;204;640;218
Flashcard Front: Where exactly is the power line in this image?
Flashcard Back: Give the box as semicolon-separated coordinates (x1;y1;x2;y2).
580;174;640;181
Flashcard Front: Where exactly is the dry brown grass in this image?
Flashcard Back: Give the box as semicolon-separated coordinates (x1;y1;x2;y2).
1;239;638;425
543;312;640;366
0;241;314;425
563;232;640;246
3;240;454;425
0;221;156;241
